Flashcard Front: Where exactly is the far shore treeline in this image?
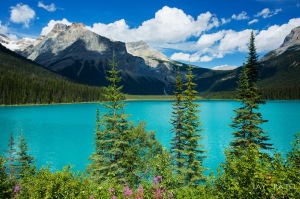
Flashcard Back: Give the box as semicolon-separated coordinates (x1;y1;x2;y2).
1;33;300;198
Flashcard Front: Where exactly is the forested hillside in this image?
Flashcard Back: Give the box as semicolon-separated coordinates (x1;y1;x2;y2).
0;44;104;105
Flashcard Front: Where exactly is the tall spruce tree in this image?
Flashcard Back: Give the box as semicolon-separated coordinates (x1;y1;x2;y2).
230;31;272;152
88;53;164;185
5;132;17;180
16;132;35;179
182;66;206;186
170;67;186;179
88;52;131;183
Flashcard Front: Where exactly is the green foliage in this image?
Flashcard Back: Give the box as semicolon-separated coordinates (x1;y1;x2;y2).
170;67;186;182
18;166;94;199
286;132;300;197
88;53;131;183
15;132;35;179
0;155;13;199
88;53;163;185
230;33;272;153
181;66;206;186
5;132;17;180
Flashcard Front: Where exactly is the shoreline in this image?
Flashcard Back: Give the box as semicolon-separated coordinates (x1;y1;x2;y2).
1;98;300;107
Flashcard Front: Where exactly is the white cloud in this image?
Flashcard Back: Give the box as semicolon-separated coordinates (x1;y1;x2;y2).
218;29;253;54
212;64;237;70
10;4;35;28
221;18;231;24
170;52;212;63
197;31;226;48
170;17;300;64
0;21;18;40
232;11;249;20
38;2;57;12
255;8;282;18
248;19;259;25
170;52;191;62
0;21;8;34
255;17;300;52
199;55;213;62
87;6;220;43
41;18;72;35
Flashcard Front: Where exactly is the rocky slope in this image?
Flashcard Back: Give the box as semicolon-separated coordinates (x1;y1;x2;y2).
17;23;187;94
260;26;300;62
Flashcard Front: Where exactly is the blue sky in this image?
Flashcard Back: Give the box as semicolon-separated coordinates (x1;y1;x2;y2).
0;0;300;69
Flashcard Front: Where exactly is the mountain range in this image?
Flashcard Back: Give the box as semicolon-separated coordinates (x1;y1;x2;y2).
1;23;299;98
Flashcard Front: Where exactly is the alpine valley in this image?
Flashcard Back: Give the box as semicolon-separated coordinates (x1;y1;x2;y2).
1;23;300;99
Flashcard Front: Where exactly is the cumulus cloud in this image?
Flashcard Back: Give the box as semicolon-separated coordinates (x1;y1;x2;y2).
87;6;220;43
255;8;282;18
232;11;249;20
170;17;300;63
170;52;213;63
197;31;226;48
10;4;35;28
255;17;300;52
170;52;191;61
248;19;259;25
41;18;72;35
0;21;8;34
38;1;57;12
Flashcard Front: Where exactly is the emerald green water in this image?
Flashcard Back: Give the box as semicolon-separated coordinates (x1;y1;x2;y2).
0;100;299;173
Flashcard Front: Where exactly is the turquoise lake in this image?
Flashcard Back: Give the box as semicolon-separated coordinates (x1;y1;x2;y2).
0;100;300;173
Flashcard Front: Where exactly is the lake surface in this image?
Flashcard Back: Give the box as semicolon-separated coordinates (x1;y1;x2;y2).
0;100;299;174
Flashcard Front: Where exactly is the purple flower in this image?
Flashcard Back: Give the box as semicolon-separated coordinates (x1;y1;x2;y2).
111;196;117;199
168;193;174;198
90;196;95;199
153;175;162;184
124;186;133;196
138;185;144;192
14;185;21;193
109;187;115;194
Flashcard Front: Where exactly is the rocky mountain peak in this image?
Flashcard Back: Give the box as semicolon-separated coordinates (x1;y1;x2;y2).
260;26;300;62
52;23;68;32
126;40;169;67
70;23;85;29
280;26;300;48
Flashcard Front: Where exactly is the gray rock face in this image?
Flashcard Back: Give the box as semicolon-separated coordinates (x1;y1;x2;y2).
280;26;300;48
126;41;169;67
17;22;182;94
261;26;300;62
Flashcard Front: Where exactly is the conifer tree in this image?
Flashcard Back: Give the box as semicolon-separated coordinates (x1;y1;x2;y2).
0;155;12;199
182;66;206;185
16;132;35;179
88;53;164;184
230;31;272;152
170;67;186;178
6;132;17;180
88;52;131;183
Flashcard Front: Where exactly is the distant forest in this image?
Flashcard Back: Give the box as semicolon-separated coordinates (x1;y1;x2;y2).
0;44;104;105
